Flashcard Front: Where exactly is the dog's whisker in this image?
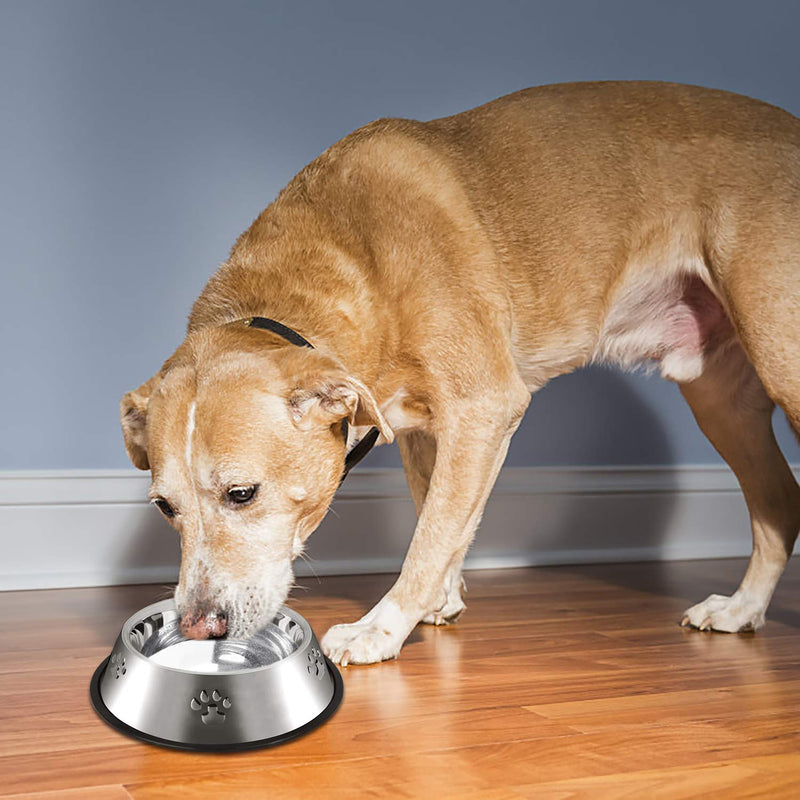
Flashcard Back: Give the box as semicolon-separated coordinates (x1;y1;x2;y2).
288;576;311;594
297;550;322;583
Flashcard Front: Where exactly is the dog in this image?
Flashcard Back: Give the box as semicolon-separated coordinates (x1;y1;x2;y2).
121;81;800;665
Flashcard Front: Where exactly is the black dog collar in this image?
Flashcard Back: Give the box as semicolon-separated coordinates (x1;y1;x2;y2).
243;316;379;484
244;316;315;349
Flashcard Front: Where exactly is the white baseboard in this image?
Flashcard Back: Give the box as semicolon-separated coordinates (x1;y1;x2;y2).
1;465;796;591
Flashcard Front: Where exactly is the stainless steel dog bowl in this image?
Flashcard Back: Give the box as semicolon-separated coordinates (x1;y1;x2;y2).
90;599;343;751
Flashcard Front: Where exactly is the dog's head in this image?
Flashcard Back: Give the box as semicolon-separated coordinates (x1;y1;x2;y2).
121;324;392;640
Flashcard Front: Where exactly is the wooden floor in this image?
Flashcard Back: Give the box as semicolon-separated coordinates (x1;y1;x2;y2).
2;558;800;799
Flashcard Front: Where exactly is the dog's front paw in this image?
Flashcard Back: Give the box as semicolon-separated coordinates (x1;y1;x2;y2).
420;571;467;625
321;598;412;666
421;595;466;626
680;593;766;633
321;621;402;666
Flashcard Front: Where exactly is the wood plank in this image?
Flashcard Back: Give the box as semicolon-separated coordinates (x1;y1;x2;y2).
511;754;800;799
526;679;800;733
3;787;133;800
124;753;525;800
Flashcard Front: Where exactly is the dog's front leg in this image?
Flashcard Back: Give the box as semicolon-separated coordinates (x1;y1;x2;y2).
322;393;527;665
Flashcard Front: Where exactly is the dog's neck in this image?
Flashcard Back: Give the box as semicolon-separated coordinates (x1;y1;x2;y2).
240;315;378;483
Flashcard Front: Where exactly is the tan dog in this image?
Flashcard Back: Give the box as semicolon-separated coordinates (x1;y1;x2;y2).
121;81;800;665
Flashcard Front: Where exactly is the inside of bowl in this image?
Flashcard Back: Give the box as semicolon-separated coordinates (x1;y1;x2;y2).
127;608;305;673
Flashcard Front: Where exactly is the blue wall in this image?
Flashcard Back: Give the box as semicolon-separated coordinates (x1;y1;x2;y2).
1;0;798;470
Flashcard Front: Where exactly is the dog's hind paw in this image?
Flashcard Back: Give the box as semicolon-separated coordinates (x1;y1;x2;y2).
680;593;766;633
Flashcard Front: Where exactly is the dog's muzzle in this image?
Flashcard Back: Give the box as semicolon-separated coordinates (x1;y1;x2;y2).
179;607;227;639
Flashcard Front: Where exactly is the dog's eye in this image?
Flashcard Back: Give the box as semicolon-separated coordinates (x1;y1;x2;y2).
153;498;176;518
227;485;258;505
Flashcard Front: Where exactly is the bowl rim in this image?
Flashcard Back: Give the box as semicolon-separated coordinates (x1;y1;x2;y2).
119;598;314;677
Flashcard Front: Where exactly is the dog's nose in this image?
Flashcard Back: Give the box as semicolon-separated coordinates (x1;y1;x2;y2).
180;608;227;640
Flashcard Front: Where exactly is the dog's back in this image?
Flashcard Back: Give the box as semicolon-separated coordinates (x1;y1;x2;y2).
431;84;799;313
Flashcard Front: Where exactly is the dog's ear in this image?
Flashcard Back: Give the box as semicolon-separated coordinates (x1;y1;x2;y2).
120;374;161;470
288;372;394;444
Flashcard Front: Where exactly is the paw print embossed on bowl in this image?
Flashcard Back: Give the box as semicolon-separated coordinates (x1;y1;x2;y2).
307;647;326;679
190;689;232;725
109;652;127;679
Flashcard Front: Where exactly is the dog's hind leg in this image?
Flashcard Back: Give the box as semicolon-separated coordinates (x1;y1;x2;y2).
398;429;467;625
679;343;800;631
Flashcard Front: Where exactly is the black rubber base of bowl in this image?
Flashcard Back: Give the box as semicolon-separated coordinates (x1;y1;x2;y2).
89;655;344;753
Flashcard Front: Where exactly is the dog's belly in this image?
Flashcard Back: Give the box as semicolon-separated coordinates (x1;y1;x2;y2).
513;260;735;391
594;268;734;382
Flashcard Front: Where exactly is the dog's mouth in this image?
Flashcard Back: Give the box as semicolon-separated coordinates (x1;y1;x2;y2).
177;604;283;642
175;561;295;642
179;608;228;640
